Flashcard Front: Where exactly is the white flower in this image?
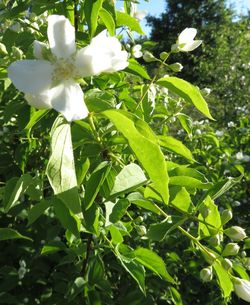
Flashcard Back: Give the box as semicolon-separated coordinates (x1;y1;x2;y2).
233;277;250;302
130;3;147;21
172;28;202;52
8;15;128;122
132;44;143;58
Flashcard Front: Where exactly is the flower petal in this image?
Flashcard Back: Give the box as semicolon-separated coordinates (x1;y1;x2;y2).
75;30;128;77
50;80;88;122
47;15;76;59
181;40;202;52
178;28;197;44
25;90;52;109
8;60;53;94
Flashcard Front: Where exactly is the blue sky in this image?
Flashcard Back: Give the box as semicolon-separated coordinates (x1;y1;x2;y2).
116;0;250;36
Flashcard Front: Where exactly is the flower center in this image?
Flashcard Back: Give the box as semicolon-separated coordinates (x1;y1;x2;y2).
52;58;77;82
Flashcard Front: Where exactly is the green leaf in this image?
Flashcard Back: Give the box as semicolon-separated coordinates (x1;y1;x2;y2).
85;89;115;113
177;113;192;135
84;162;111;210
147;219;171;241
0;228;32;241
198;196;221;237
83;203;100;235
157;77;214;120
27;199;51;226
41;241;67;255
103;110;169;204
110;163;147;197
105;199;130;226
46;117;81;214
207;175;243;200
84;0;104;37
171;187;191;212
170;287;183;305
24;109;49;136
127;192;161;214
116;249;145;293
109;224;124;244
116;11;144;35
99;8;115;36
158;135;194;162
134;248;174;283
147;217;185;241
213;261;233;298
169;176;211;189
3;174;32;212
53;198;80;238
125;59;151;80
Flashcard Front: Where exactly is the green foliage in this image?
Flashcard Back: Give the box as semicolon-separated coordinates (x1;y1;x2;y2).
0;1;249;305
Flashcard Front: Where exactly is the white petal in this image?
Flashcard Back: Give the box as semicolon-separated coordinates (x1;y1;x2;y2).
134;10;147;21
181;40;202;52
25;90;52;109
50;80;88;122
178;28;197;44
8;60;53;94
75;31;128;77
47;15;76;59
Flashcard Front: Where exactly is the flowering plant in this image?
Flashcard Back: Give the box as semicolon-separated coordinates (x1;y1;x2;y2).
0;1;248;304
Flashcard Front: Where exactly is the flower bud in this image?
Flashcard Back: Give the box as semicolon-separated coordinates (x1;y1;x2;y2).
132;44;142;58
33;40;48;59
200;266;213;282
221;258;233;271
233;277;250;302
209;234;221;247
143;51;157;62
202;88;211;95
225;226;246;242
136;225;147;236
222;243;240;256
12;46;23;59
221;209;233;225
200;206;210;219
160;51;169;60
169;62;183;72
0;42;7;55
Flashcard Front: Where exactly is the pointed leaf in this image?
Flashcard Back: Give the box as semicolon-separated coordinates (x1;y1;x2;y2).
0;228;32;241
110;163;147;197
84;0;104;37
157;77;214;120
158;135;194;162
134;247;174;283
116;11;144;35
103;110;169;204
46;117;81;214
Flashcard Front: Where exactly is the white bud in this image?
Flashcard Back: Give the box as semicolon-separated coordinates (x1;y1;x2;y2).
132;44;142;58
221;209;233;225
169;62;183;72
233;277;250;302
12;46;23;59
225;226;246;242
136;225;147;236
33;40;48;59
200;266;213;282
143;51;157;62
221;258;233;271
0;42;7;55
222;243;240;256
209;234;221;247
